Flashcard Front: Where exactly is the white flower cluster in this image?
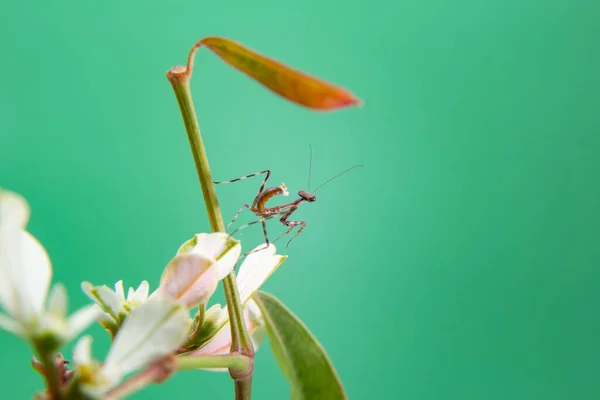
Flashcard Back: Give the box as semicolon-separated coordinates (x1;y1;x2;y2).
0;189;286;398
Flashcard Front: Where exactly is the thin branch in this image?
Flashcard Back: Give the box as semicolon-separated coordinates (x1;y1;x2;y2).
166;43;255;400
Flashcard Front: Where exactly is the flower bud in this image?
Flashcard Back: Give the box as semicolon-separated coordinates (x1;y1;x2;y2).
159;253;219;309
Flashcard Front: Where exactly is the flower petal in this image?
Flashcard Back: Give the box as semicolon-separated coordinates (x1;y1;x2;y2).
178;233;241;280
115;281;125;301
96;308;119;338
0;189;30;229
191;299;264;358
190;322;232;357
20;231;52;310
0;312;24;336
0;233;18;315
74;336;113;398
10;231;53;321
128;281;149;303
81;282;127;322
73;335;93;366
186;304;227;348
102;292;191;381
237;244;286;304
159;253;219;309
0;191;51;322
177;233;207;255
47;284;67;317
245;299;266;352
67;304;102;340
0;190;30;316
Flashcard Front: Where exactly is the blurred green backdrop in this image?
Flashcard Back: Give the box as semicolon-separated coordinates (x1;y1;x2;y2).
1;0;599;399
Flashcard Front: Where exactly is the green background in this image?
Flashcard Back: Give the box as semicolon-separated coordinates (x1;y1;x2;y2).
1;0;599;398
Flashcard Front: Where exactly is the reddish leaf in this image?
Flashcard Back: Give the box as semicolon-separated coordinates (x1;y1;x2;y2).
198;37;361;111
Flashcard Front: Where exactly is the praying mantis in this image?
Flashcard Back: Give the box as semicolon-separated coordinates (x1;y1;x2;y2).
214;146;362;249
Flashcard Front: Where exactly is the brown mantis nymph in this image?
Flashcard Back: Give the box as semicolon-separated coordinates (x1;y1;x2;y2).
214;147;362;249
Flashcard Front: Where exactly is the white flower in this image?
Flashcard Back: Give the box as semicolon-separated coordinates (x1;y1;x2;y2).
74;291;191;398
190;299;265;361
159;233;241;309
188;243;285;361
120;280;150;308
159;253;219;309
176;232;242;280
36;284;102;344
81;280;150;327
81;233;241;337
0;189;99;343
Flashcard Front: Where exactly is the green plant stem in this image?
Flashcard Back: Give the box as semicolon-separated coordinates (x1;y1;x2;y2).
166;65;254;398
167;73;223;232
33;344;61;399
177;354;252;372
108;355;252;400
235;379;253;400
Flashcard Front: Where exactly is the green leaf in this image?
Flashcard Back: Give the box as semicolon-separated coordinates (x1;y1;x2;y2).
254;291;346;400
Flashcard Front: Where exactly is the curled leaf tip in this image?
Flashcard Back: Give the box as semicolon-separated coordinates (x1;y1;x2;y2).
195;37;361;111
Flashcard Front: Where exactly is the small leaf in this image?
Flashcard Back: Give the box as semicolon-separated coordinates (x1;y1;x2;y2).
254;291;346;400
199;37;361;111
